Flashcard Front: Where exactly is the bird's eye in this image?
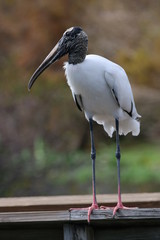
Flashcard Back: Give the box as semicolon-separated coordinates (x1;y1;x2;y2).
65;31;70;37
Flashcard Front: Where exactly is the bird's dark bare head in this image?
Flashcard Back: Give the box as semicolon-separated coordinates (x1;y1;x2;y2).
61;26;88;64
28;26;88;90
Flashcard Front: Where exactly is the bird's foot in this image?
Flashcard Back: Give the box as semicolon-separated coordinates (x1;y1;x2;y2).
70;203;99;223
113;202;138;216
87;203;99;222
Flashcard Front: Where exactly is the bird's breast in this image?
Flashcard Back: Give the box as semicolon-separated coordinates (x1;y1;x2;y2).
63;58;118;117
64;61;104;94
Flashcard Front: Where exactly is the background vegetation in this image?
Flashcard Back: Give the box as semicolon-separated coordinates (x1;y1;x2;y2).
0;0;160;197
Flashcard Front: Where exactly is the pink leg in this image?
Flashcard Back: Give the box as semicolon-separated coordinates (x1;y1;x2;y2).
87;118;99;222
70;119;99;223
113;185;129;215
113;119;136;216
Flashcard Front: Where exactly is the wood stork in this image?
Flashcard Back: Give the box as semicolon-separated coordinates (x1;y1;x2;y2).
28;26;141;222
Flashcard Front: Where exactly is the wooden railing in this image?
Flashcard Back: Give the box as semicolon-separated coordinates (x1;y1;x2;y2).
0;193;160;239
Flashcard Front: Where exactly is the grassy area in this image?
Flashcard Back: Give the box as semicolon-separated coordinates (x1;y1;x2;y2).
1;140;159;197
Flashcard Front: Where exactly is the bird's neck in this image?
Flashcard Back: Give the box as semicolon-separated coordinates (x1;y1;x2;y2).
68;40;88;65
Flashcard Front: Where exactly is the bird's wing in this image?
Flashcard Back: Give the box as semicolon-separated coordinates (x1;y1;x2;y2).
72;93;83;111
104;65;135;117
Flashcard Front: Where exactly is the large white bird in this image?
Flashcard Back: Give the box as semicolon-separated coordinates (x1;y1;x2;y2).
28;26;141;222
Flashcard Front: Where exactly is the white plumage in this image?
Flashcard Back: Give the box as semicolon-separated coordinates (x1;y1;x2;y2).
64;54;140;137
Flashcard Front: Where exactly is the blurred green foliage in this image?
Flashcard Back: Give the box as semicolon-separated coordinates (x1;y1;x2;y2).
0;0;160;197
1;138;160;197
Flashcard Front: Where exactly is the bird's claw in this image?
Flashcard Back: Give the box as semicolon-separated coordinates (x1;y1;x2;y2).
100;205;113;210
113;203;138;216
69;203;99;223
87;203;99;222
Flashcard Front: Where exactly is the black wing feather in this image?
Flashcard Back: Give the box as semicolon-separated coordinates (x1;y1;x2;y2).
123;101;133;117
73;94;83;111
111;88;133;117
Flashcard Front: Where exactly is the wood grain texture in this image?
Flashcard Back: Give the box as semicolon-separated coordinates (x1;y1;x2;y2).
0;208;160;224
0;193;159;212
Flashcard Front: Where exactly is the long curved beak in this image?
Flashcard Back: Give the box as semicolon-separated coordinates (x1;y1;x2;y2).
28;40;66;90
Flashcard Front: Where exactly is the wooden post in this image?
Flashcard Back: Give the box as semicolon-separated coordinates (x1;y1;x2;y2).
63;224;93;240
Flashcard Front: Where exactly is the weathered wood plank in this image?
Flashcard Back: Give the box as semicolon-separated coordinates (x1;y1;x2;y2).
70;208;160;222
0;208;160;225
0;193;159;212
0;211;69;224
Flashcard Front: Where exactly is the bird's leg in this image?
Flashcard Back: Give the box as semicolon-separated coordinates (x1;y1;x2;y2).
69;118;98;223
113;118;131;215
88;118;99;216
81;118;99;222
